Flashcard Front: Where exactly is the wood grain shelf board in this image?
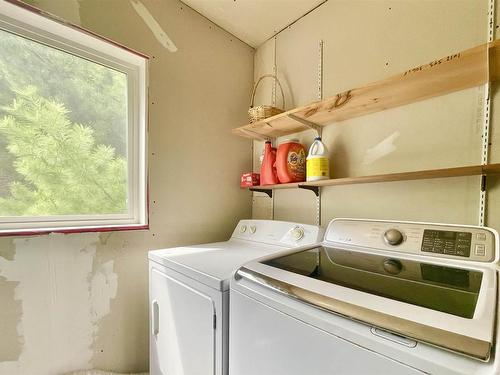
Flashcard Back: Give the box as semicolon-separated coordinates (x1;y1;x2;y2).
301;165;488;187
483;163;500;175
249;163;500;191
251;182;300;190
234;40;499;140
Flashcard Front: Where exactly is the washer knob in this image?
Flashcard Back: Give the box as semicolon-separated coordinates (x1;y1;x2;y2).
291;227;305;241
249;225;257;234
384;229;404;246
239;225;247;233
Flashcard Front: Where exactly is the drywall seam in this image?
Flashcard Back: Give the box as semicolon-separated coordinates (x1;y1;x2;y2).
130;0;178;52
258;0;328;48
0;233;118;375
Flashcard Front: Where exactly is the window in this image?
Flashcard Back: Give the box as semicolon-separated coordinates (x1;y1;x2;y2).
0;0;148;234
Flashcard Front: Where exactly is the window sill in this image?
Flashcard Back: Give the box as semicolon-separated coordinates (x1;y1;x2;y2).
0;224;149;237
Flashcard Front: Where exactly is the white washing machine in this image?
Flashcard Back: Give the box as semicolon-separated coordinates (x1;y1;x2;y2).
148;219;323;375
230;218;500;375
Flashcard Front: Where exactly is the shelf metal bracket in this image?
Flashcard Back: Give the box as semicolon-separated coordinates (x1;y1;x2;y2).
287;114;323;137
481;175;487;192
298;185;320;197
263;123;277;146
249;188;273;198
239;128;275;143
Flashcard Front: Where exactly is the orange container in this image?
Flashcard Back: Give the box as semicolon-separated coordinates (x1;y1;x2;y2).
260;141;279;185
276;139;306;183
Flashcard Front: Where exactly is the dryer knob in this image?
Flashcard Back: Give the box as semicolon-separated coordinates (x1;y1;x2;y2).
240;225;247;233
384;229;404;246
291;227;305;241
249;225;257;234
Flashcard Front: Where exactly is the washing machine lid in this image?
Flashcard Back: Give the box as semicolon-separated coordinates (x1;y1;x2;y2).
263;246;484;319
149;239;286;291
236;245;497;361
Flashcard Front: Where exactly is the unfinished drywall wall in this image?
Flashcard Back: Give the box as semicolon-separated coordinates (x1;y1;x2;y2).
0;0;253;374
252;0;499;230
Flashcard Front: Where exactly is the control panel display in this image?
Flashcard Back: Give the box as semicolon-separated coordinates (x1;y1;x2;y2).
421;230;472;257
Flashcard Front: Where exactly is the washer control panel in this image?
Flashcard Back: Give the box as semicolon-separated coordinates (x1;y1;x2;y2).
325;219;497;262
421;230;472;257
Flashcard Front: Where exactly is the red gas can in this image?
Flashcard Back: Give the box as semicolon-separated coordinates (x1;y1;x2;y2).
276;139;306;183
260;141;279;185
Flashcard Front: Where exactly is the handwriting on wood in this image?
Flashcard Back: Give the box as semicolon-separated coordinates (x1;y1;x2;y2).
403;53;461;76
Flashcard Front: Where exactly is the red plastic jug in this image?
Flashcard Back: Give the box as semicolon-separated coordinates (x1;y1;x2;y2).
276;139;306;183
260;141;279;185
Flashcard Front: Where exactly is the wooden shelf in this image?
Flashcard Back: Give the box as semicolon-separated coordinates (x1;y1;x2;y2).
253;182;300;190
250;163;500;192
233;40;500;140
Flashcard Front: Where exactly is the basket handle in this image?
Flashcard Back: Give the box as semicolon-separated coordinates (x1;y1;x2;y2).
250;74;285;109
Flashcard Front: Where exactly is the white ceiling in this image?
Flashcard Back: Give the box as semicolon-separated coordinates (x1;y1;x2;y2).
181;0;325;47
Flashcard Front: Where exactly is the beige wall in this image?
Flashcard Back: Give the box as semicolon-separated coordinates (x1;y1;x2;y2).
0;0;253;374
252;0;499;232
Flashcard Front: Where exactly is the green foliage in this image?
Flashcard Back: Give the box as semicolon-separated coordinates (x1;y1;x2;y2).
0;29;128;154
0;27;130;216
0;28;128;199
0;87;127;216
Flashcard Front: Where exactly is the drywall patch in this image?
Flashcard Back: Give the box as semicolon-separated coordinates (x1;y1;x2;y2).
90;260;118;320
60;0;82;25
0;233;119;375
65;370;148;375
90;232;149;372
31;0;82;26
0;238;16;261
363;131;400;165
50;0;82;25
0;276;23;361
130;0;178;52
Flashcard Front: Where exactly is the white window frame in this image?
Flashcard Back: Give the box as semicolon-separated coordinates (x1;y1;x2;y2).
0;0;148;234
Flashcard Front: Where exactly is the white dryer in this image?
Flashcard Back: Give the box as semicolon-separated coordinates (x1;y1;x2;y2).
148;219;323;375
230;218;500;375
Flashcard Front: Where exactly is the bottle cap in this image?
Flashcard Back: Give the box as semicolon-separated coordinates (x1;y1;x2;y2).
314;136;322;141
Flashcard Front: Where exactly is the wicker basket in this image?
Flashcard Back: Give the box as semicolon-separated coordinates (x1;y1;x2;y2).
248;74;285;123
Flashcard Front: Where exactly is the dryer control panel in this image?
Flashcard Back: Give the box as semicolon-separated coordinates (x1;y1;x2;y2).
325;219;498;262
232;220;323;247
